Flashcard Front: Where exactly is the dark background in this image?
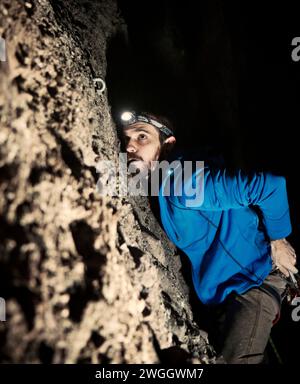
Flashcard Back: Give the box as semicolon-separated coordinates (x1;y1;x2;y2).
106;0;300;363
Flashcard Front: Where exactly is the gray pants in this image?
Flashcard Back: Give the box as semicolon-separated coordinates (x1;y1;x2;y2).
211;269;287;364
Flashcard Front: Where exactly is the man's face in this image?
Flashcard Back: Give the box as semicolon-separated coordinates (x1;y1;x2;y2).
123;122;162;174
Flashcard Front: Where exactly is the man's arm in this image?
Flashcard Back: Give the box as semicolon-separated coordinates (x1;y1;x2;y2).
172;167;292;240
171;166;298;275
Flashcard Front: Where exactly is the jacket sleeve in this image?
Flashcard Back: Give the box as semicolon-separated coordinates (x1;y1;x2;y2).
170;166;292;240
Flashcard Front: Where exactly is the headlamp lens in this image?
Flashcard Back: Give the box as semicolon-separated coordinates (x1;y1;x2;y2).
121;111;134;123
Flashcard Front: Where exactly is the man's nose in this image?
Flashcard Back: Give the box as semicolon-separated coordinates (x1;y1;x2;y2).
126;141;137;153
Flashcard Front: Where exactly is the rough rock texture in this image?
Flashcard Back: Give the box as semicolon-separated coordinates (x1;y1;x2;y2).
0;0;215;363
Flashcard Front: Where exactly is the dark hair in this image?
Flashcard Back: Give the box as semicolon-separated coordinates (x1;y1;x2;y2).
140;112;175;144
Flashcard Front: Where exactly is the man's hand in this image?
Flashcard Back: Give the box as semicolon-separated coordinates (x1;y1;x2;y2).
270;238;298;277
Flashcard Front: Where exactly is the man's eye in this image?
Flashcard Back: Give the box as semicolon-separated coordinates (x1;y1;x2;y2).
138;134;147;140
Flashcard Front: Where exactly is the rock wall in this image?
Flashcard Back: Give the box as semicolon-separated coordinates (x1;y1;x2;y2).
0;0;214;363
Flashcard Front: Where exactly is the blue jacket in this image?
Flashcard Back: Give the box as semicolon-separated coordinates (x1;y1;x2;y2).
158;154;292;305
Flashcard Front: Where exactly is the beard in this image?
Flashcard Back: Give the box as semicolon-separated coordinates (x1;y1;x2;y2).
126;160;150;196
127;157;151;178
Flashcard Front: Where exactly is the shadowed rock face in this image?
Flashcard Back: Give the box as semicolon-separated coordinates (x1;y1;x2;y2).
0;0;214;363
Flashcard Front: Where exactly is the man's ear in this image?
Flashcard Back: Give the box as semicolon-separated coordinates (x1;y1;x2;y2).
159;135;176;161
164;136;176;145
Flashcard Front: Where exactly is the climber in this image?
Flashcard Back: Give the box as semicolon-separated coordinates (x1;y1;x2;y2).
118;110;298;364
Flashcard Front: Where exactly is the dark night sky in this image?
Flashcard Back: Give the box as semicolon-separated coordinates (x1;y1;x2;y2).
106;0;300;363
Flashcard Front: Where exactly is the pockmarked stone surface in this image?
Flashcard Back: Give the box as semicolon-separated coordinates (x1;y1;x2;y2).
0;0;215;363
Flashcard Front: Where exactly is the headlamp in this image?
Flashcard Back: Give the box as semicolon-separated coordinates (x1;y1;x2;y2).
120;111;174;137
120;111;136;125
